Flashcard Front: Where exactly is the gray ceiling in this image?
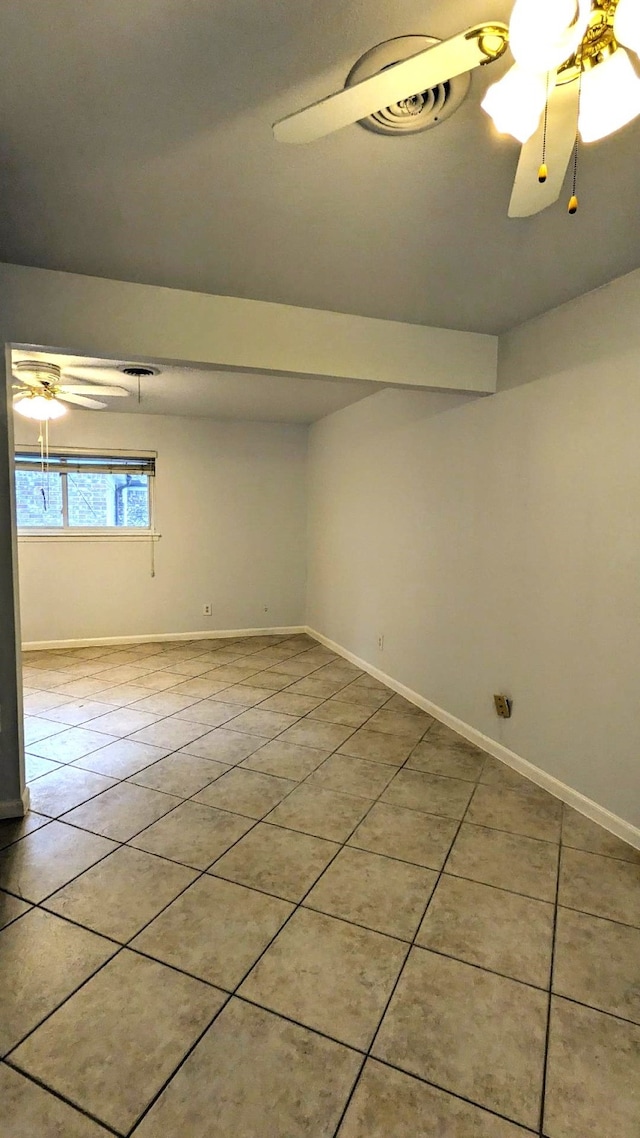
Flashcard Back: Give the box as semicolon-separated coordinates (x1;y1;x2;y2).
11;350;382;423
1;0;639;335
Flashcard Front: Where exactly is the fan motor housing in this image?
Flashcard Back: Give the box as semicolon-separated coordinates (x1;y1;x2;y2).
13;359;61;385
557;0;622;84
345;36;471;135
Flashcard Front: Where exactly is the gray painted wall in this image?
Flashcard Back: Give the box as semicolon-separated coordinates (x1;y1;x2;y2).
306;272;640;827
15;410;307;643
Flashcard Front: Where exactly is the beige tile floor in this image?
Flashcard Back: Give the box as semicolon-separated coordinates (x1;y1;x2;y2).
1;634;639;1137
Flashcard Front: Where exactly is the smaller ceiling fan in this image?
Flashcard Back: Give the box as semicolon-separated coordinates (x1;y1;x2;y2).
12;359;130;420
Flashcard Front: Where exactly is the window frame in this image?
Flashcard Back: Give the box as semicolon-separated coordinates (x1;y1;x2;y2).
14;446;158;541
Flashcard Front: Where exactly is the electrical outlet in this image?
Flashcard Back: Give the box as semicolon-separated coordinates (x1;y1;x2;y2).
377;634;384;651
203;603;212;616
494;694;512;719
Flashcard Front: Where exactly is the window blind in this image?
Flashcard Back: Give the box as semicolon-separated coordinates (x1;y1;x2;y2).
15;452;156;476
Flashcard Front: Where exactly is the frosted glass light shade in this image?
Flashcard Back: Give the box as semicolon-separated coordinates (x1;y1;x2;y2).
14;395;67;420
579;48;640;142
481;65;548;142
615;0;640;57
509;0;591;73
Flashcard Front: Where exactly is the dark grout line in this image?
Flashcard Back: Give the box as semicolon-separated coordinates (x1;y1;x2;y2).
447;816;561;846
123;943;234;993
2;1060;124;1136
233;992;369;1055
538;825;563;1135
554;900;640;932
29;905;125;948
328;1053;369;1138
367;1055;542;1136
558;843;640;867
436;866;555;905
541;989;640;1030
0;839;124;909
398;937;552;992
118;994;235;1136
2;941;124;1063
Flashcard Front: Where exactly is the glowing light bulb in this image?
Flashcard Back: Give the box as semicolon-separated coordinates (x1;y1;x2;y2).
579;48;640;142
14;395;67;420
615;0;640;57
481;65;548;142
509;0;591;73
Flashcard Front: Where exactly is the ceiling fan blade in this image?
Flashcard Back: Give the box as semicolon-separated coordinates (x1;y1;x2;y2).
58;393;108;409
11;372;44;387
274;23;508;144
12;390;30;400
58;385;130;396
62;366;129;385
508;79;579;218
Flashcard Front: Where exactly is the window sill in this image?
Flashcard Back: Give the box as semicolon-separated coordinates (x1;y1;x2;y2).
18;532;162;543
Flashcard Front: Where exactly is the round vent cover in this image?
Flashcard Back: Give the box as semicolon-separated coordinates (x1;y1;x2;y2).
345;35;471;135
120;365;160;377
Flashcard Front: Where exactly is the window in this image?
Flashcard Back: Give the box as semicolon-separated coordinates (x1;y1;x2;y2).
15;450;156;534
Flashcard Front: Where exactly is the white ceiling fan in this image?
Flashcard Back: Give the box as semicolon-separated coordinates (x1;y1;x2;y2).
273;0;640;218
273;22;510;144
12;359;130;420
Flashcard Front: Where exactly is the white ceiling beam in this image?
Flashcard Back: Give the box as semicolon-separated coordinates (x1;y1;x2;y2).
0;264;497;394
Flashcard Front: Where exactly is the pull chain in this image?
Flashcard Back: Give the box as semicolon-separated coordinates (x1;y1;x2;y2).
568;72;582;214
568;139;579;214
538;72;551;183
37;420;51;510
38;422;46;510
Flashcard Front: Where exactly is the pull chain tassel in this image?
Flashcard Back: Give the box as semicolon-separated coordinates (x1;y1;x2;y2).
568;139;579;214
539;72;551;183
568;73;581;215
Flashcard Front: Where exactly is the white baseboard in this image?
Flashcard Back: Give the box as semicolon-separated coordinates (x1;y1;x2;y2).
306;626;640;853
22;626;307;652
0;786;30;820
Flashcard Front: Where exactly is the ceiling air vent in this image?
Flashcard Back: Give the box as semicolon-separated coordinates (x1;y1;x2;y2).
346;36;471;135
120;366;160;377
